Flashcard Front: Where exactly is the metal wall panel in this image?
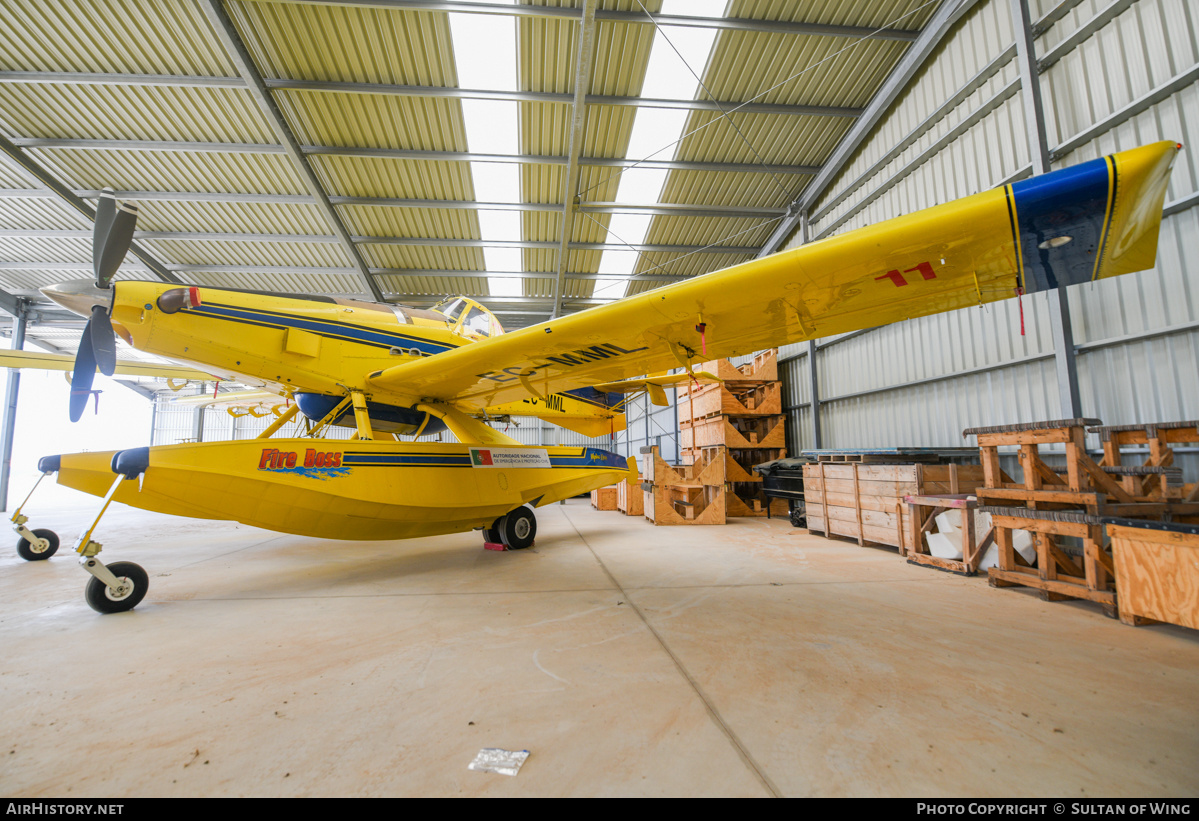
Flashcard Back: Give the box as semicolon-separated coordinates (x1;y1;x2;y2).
783;0;1198;481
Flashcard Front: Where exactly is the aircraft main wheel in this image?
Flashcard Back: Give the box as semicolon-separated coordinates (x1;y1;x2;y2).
483;521;502;544
17;529;59;561
84;561;148;614
499;508;536;550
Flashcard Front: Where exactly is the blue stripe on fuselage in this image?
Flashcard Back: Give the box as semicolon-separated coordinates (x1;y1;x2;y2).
1009;156;1112;293
563;386;624;410
338;447;626;470
188;303;457;356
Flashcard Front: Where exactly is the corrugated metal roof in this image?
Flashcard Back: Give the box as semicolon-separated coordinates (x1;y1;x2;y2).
0;0;234;75
0;0;952;327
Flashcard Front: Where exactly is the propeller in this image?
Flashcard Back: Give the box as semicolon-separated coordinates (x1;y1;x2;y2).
69;189;137;421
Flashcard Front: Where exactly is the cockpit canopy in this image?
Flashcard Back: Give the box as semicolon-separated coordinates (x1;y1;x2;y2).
432;297;504;340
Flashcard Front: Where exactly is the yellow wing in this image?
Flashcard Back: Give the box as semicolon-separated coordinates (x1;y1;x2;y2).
368;142;1179;411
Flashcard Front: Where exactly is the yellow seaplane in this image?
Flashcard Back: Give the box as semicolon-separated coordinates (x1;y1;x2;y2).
6;140;1182;613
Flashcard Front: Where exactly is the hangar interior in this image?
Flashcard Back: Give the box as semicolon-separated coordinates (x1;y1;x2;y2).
1;0;1197;798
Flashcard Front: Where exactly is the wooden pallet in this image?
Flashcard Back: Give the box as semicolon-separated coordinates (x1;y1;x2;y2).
803;447;981;465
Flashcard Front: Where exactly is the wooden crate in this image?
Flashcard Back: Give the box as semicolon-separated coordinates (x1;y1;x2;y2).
641;446;725;526
964;418;1199;612
676;382;782;418
676;349;777;392
804;463;985;551
1092;421;1199;504
680;415;786;450
905;494;994;575
1106;519;1199;628
725;492;789;518
617;476;644;517
590;485;618;511
681;447;789;518
982;507;1115;613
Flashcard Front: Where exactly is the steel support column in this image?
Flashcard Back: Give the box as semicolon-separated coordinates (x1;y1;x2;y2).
799;212;822;450
1010;0;1082;418
0;302;27;511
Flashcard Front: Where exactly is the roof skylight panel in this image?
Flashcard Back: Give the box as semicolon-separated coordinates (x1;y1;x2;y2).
594;0;725;301
448;1;523;298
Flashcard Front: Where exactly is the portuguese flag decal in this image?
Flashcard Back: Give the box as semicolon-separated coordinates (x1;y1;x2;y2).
471;449;493;466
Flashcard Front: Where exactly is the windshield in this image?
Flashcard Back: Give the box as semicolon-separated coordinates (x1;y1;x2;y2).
462;306;494;338
432;297;467;322
432;297;504;339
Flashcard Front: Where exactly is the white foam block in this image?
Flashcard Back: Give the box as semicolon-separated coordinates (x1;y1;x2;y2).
976;529;1037;569
935;509;963;533
925;531;963;560
1012;529;1036;564
978;543;998;570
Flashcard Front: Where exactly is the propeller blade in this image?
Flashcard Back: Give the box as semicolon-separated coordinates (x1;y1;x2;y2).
89;305;117;377
93;189;138;289
70;318;98;423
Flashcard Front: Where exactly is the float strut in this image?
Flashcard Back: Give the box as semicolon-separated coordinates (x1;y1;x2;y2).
11;456;61;555
73;448;148;593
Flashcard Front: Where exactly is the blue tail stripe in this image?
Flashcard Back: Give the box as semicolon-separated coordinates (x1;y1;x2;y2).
1010;156;1112;292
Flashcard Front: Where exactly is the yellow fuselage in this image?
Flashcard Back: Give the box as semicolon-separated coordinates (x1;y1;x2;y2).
57;439;636;541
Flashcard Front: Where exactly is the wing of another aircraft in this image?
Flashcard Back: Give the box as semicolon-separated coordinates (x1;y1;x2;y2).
368;142;1179;412
0;349;217;381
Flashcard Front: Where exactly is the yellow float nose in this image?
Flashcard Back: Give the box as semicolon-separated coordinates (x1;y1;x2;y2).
40;280;114;319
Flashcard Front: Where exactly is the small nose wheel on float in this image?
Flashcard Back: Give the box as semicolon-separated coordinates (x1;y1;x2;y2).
71;448;152;614
12;457;61;561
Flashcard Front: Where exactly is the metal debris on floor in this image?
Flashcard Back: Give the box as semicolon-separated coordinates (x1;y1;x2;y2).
468;748;530;777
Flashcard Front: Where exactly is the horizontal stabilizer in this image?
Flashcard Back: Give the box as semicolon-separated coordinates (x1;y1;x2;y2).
592;371;722;406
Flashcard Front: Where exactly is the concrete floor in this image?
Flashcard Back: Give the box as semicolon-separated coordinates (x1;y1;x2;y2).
1;497;1197;797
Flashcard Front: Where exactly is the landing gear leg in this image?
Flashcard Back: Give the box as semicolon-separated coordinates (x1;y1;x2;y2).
12;466;59;561
72;449;151;614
